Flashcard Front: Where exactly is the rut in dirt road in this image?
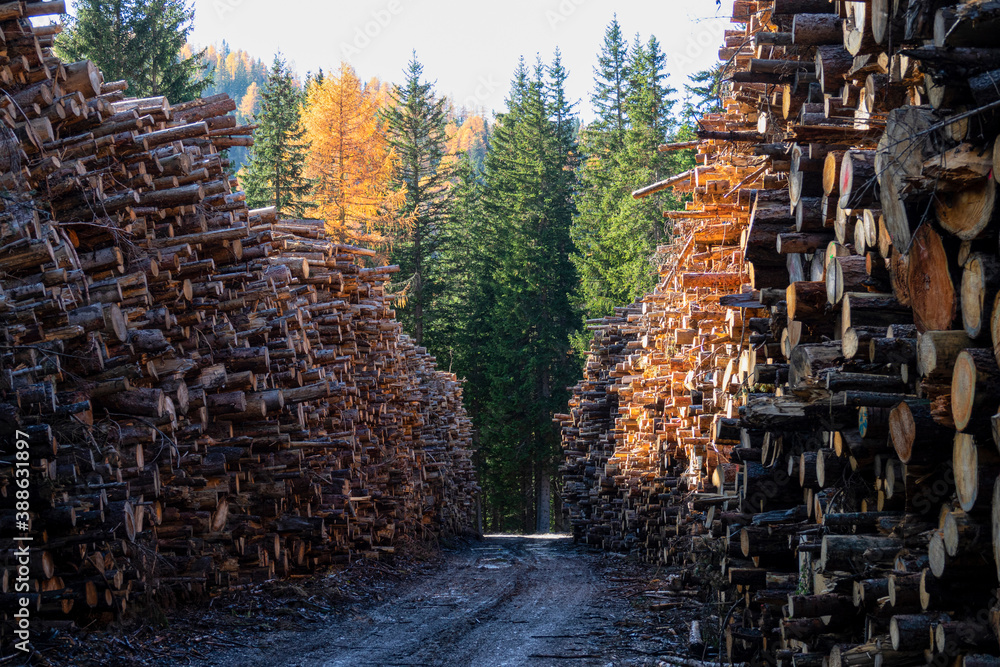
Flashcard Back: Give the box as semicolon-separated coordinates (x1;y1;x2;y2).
207;535;643;667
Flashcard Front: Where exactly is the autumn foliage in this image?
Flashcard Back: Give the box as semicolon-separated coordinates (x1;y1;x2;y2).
303;63;404;251
445;115;488;171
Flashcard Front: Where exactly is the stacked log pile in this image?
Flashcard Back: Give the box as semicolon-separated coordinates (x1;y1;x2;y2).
0;1;477;633
561;0;1000;664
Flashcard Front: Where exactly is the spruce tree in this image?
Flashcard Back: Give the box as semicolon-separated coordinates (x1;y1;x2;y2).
422;157;495;526
241;56;313;218
589;16;630;154
134;0;209;101
571;28;693;327
57;0;209;102
424;156;492;406
474;56;581;532
594;35;689;305
684;64;725;121
570;19;634;326
56;0;134;84
384;53;453;345
616;34;678;245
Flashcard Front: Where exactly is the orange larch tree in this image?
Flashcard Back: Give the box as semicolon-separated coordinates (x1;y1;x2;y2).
302;63;405;253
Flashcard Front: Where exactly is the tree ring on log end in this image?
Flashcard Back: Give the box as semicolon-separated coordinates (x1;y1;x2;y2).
953;432;980;512
953;351;982;432
889;401;915;463
962;255;988;338
936;177;996;241
907;223;957;332
928;530;947;578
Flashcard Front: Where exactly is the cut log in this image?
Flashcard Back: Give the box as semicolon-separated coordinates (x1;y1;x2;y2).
681;273;745;290
870;336;917;365
889;400;953;464
934;2;1000;48
843;326;885;360
777;232;835;254
878;107;938;250
789;342;845;388
890;613;949;651
952;348;1000;432
962;253;1000;339
827;255;870;306
872;0;906;44
773;0;837;13
787;281;829;322
842;292;910;337
865;73;908;113
907;224;958;332
792;14;844;45
936;177;997;242
815;45;854;93
838;150;879;210
919;330;975;380
821;534;903;570
955;433;988;512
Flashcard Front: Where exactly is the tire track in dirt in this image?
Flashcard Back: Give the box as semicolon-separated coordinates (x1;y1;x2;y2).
203;535;634;667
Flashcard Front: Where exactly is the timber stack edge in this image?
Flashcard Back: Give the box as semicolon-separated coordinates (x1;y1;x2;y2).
0;0;480;635
560;0;1000;665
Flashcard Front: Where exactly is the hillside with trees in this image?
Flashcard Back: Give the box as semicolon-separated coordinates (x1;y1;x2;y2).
197;43;270;168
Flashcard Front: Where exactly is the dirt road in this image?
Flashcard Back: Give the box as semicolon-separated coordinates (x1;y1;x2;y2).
202;534;672;667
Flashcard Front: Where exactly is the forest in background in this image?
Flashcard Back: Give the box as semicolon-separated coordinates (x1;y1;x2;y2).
190;44;490;176
57;0;722;532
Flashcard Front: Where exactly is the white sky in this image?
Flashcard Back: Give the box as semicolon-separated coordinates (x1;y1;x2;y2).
68;0;731;120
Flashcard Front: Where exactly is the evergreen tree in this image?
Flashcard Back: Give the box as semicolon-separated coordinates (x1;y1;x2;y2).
570;19;634;327
57;0;209;102
684;63;725;121
615;34;678;245
589;16;630;155
241;56;313;218
471;55;581;532
424;156;492;401
571;27;693;330
304;68;325;93
136;0;208;101
57;0;134;83
384;53;453;345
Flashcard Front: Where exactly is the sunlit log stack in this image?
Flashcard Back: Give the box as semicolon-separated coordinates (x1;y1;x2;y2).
0;1;478;631
561;0;1000;664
